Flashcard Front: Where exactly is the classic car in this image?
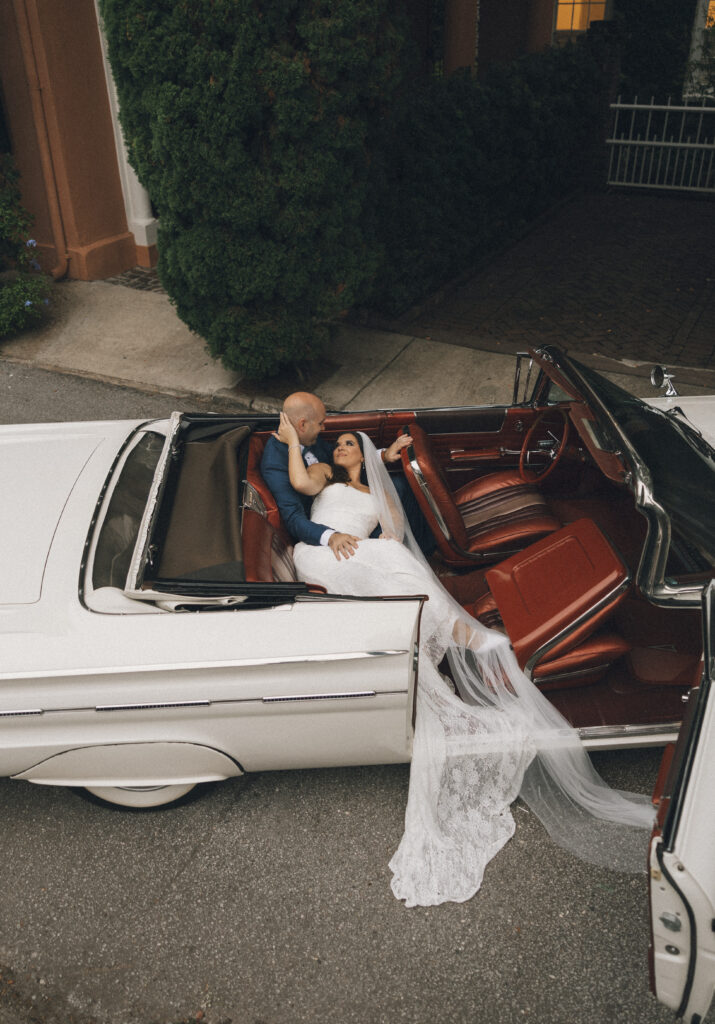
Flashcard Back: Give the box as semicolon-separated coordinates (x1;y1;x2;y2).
1;345;713;1019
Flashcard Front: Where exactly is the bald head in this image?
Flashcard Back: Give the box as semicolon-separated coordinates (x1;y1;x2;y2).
283;391;326;445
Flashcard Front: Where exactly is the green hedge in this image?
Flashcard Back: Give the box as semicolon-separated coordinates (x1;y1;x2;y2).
369;40;603;314
99;0;413;378
100;1;607;376
0;154;50;340
614;0;700;101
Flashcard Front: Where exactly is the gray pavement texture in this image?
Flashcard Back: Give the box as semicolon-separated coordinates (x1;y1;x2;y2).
1;189;714;411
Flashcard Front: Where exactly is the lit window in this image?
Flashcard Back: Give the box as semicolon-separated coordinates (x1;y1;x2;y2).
554;1;607;38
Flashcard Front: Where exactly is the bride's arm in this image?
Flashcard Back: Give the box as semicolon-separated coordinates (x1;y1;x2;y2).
301;461;331;494
273;412;330;495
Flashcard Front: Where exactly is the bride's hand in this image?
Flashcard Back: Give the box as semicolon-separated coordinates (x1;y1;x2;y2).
273;410;300;447
382;434;412;463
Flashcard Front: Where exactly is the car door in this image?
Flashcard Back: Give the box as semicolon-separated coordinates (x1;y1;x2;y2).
649;580;715;1023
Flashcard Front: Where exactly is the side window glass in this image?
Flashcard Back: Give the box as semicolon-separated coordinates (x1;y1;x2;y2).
545;382;573;404
92;432;164;589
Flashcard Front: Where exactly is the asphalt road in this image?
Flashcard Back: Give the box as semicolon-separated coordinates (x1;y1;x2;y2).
0;363;711;1024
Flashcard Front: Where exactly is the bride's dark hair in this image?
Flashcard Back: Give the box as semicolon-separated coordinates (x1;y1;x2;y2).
328;432;368;487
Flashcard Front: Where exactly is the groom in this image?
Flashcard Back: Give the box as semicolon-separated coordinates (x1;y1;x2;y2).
261;391;433;559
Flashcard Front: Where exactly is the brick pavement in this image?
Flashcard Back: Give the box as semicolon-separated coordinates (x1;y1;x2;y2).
386;190;715;375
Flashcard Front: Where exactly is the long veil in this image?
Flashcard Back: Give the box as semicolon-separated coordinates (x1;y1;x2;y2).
359;433;654;907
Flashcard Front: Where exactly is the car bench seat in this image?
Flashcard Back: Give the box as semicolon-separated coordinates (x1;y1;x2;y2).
467;518;631;689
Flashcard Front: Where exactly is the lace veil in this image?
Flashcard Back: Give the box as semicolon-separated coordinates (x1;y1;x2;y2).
359;432;654;906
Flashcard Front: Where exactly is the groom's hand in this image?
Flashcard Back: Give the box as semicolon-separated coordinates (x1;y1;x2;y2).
328;532;360;560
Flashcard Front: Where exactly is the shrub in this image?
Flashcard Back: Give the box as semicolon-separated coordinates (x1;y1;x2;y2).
0;153;50;339
99;0;414;378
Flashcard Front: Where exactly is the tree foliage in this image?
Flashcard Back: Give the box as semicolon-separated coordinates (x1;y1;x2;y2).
0;154;50;340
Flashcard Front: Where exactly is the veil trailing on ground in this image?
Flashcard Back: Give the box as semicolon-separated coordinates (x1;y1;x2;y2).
359;433;654;907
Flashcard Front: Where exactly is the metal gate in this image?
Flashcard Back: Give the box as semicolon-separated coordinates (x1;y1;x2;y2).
607;97;715;194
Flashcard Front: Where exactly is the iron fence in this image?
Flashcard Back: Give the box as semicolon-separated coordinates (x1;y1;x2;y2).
607;97;715;194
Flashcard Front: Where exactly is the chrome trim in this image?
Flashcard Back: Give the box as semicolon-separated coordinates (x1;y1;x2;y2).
262;690;377;704
0;708;44;718
577;721;681;743
704;580;714;677
0;649;410;683
406;444;452;541
96;700;211;712
524;576;631;681
535;663;610;684
242;480;266;516
127;410;183;591
512;352;534;405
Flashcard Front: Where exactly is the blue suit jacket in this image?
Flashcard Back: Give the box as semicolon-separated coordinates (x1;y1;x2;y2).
261;435;334;546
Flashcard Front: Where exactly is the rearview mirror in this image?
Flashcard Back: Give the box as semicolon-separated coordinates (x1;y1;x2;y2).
650;365;679;397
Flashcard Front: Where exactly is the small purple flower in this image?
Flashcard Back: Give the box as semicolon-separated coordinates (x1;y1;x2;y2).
24;300;32;307
43;298;50;306
26;238;37;247
30;259;41;270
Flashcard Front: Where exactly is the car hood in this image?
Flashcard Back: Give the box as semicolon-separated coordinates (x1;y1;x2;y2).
0;421;139;606
648;395;715;451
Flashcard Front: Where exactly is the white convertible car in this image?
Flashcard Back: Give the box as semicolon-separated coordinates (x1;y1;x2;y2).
1;346;713;1020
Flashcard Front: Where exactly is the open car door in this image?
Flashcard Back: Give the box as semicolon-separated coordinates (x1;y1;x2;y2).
649;581;715;1022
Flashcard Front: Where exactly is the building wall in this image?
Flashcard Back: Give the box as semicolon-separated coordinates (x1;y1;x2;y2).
0;0;156;279
444;0;556;76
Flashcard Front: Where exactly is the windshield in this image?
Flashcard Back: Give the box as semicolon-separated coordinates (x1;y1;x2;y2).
572;359;715;571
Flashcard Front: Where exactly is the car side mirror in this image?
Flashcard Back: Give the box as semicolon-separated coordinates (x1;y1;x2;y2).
650;365;679;397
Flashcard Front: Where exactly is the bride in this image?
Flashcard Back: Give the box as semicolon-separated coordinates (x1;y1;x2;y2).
274;414;655;907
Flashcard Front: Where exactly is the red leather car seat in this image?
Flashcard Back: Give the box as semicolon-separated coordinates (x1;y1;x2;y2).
468;518;631;689
401;423;561;566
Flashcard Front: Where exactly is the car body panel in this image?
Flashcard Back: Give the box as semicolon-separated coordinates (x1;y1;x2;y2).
648;395;715;451
0;595;422;779
649;582;715;1023
0;427;107;605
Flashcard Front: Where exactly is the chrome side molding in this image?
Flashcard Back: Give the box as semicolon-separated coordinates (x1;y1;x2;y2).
524;576;632;681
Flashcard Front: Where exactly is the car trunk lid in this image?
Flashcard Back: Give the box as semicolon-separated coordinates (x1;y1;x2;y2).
0;431;101;605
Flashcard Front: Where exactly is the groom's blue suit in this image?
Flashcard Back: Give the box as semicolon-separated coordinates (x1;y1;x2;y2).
261;435;435;554
261;435;335;546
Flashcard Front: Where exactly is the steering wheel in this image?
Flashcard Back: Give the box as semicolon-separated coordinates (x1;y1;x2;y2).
519;408;570;483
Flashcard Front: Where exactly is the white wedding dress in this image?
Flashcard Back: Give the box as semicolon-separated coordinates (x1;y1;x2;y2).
295;484;533;905
292;445;655;907
294;485;454;657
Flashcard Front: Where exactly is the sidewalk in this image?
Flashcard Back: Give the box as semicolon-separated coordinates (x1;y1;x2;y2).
0;280;527;412
1;190;713;411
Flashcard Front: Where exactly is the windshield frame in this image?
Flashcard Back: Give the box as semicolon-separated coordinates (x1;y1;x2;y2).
532;346;712;609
